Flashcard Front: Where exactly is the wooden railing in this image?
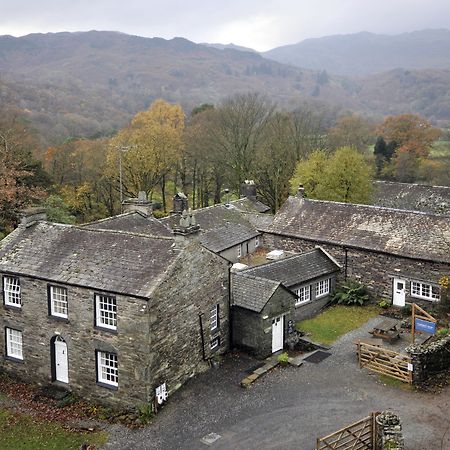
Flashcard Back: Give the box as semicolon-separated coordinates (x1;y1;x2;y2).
356;341;413;384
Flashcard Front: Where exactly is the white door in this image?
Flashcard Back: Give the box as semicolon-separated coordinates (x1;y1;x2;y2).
272;316;284;353
55;337;69;383
393;278;406;307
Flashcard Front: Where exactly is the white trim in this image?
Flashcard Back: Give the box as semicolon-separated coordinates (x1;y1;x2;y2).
411;281;440;302
3;276;21;308
97;351;118;386
254;236;260;248
6;327;23;360
295;285;310;306
237;244;242;258
210;336;220;350
95;294;117;330
315;279;330;298
210;304;219;331
50;286;68;318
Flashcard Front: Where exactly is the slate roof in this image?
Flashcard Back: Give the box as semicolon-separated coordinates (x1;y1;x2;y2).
231;197;271;214
372;181;450;215
84;211;172;237
232;274;282;312
263;196;450;264
161;203;256;232
0;222;177;298
200;223;259;253
238;248;340;288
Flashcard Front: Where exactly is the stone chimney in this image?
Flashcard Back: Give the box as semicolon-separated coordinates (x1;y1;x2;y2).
122;191;153;216
20;207;47;227
172;209;200;246
241;180;257;199
297;184;305;198
171;192;189;215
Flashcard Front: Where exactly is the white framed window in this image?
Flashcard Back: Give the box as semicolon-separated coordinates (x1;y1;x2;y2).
255;236;260;248
237;244;242;258
95;294;117;330
210;304;219;331
295;285;311;306
3;276;21;307
49;286;68;318
6;328;23;360
210;336;220;351
411;281;440;301
97;351;118;387
315;279;330;298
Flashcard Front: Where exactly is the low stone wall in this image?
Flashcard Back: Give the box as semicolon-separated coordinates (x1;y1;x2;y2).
406;335;450;383
375;411;404;450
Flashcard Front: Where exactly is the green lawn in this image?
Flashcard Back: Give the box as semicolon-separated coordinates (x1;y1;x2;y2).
0;408;108;450
296;305;380;345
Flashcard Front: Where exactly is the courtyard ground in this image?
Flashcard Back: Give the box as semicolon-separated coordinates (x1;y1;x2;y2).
104;316;450;450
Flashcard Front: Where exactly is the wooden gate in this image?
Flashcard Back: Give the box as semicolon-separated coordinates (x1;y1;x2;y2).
316;413;378;450
356;342;413;384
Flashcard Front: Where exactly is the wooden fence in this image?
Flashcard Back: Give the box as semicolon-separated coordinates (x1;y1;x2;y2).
316;413;378;450
356;341;413;384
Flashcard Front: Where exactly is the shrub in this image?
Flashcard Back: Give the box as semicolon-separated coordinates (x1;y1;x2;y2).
331;280;369;306
437;328;449;337
277;352;289;365
378;299;389;309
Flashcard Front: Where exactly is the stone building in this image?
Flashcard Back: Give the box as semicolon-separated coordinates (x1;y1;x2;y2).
231;248;340;357
261;195;450;307
0;209;229;409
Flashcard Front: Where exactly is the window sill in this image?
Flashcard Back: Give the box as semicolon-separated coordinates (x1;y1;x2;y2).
4;304;22;312
48;315;69;324
4;355;24;364
411;295;439;302
96;381;118;391
94;326;118;335
295;300;311;308
315;293;330;300
210;327;220;336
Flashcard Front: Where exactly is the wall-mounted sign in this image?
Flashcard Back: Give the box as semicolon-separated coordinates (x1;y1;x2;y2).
414;318;436;335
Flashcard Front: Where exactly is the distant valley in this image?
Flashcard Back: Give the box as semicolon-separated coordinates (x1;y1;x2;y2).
0;30;449;144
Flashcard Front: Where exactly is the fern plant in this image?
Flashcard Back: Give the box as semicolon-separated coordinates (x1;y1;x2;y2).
331;280;369;306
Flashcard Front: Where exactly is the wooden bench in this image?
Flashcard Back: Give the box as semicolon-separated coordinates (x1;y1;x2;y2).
369;318;401;342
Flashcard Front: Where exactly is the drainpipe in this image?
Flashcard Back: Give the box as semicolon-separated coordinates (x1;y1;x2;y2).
228;263;233;349
344;247;348;280
198;313;207;361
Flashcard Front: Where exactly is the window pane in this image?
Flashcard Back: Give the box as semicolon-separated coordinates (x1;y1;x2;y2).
7;328;23;360
98;351;118;386
4;277;21;307
210;304;218;330
51;286;68;317
96;295;117;329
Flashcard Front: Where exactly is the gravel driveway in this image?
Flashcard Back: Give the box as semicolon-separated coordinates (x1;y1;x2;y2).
105;317;449;450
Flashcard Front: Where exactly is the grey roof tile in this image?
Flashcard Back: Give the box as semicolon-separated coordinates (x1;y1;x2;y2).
263;196;450;263
232;274;281;312
200;223;259;252
239;248;340;287
0;222;177;297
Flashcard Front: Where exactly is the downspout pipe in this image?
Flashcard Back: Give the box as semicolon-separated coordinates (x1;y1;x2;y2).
198;313;206;361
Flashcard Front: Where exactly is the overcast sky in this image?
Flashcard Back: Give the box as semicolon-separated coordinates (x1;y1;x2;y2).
1;0;450;51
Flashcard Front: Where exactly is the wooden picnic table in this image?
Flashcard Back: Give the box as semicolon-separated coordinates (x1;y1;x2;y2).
369;318;400;342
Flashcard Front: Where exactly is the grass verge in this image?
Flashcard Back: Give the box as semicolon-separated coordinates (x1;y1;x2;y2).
0;408;108;450
296;305;380;345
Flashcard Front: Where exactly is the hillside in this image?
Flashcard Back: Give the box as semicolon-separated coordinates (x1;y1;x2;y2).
263;29;450;76
1;30;450;144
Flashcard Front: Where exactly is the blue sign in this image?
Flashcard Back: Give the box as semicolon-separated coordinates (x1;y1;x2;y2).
415;318;436;334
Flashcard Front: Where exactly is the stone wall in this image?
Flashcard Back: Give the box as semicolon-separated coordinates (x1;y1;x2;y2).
0;275;150;408
375;411;405;450
147;243;230;398
263;233;448;305
232;286;294;358
407;335;450;383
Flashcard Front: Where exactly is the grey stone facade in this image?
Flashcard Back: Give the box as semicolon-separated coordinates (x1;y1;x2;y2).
232;286;295;358
262;233;446;306
0;221;229;409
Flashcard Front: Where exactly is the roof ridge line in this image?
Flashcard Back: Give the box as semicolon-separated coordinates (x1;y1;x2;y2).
74;225;174;240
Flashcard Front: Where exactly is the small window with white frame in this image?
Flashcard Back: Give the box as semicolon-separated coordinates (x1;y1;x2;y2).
315;279;330;298
255;236;260;248
6;327;23;360
295;285;311;306
49;285;68;318
97;350;118;387
411;281;440;301
95;294;117;330
3;276;21;308
210;304;219;331
237;244;242;258
210;336;220;351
